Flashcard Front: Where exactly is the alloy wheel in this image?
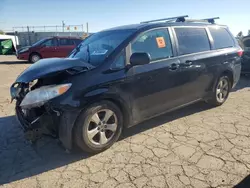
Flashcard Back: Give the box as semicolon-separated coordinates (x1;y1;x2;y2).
32;55;40;63
216;77;229;103
86;109;118;146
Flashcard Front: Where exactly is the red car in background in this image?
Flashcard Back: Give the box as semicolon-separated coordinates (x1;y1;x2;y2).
17;36;82;63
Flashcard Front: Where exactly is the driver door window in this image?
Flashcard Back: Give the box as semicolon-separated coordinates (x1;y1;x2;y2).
131;29;173;61
42;39;57;47
39;39;58;58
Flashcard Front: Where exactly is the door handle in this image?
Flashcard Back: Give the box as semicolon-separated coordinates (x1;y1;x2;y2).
185;60;193;66
148;75;154;82
169;63;179;71
148;73;158;82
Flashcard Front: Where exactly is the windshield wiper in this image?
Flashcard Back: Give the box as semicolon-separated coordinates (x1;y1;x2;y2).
69;43;83;57
86;44;91;64
70;44;91;64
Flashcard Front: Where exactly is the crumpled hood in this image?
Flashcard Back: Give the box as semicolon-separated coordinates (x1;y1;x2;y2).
15;58;93;83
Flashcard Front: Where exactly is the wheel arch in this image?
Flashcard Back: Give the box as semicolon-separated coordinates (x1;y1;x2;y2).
59;94;132;150
101;97;131;128
29;52;42;62
79;95;132;129
211;69;234;93
220;70;234;88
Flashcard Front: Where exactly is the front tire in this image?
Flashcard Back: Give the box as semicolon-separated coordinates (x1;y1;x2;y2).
74;101;123;153
207;75;231;106
29;53;41;63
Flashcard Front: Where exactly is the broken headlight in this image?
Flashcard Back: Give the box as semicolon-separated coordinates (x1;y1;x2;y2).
20;83;72;109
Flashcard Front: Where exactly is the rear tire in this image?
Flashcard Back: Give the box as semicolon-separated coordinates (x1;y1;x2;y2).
29;53;41;63
207;75;231;106
74;101;123;153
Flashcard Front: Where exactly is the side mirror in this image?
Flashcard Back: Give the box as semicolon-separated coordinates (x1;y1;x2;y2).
130;52;150;66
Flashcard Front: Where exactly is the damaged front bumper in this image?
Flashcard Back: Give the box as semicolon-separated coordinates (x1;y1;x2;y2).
10;57;92;149
11;81;82;150
15;102;81;150
15;101;81;150
15;104;59;142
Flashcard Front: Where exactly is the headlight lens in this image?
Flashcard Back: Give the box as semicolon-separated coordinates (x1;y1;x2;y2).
20;83;71;109
19;48;29;54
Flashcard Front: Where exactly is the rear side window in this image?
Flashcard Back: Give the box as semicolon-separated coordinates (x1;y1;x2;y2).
59;39;74;46
175;28;210;55
209;27;235;49
132;29;173;61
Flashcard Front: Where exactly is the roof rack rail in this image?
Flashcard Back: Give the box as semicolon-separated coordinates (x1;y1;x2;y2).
140;15;188;24
201;17;220;24
185;17;220;24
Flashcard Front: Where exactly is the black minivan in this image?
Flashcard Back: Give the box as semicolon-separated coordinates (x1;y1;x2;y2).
10;16;242;153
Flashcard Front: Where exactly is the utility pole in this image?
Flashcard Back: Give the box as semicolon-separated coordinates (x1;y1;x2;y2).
62;20;65;32
86;22;89;35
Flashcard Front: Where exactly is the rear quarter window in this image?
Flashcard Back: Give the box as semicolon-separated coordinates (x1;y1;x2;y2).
175;27;210;55
209;27;235;49
74;39;82;45
59;39;75;46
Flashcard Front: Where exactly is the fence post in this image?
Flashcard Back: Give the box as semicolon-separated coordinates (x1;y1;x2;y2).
62;21;65;32
27;26;31;45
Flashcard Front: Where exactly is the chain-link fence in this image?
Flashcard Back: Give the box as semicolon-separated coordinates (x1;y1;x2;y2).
6;24;89;48
13;24;86;33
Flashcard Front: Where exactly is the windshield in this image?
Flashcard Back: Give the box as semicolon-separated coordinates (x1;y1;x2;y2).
69;30;135;66
32;38;47;47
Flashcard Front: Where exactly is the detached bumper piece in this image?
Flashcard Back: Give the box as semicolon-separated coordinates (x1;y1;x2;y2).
16;105;59;142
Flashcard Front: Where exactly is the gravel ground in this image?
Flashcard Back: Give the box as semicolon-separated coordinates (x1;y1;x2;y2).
0;55;250;188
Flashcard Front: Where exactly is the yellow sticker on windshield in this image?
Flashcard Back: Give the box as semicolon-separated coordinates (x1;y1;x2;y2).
156;37;166;48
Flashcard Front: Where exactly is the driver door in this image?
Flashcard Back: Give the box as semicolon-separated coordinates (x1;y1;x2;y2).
127;28;187;121
39;38;59;58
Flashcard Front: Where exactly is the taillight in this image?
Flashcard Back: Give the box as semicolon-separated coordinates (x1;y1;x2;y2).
237;50;244;57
